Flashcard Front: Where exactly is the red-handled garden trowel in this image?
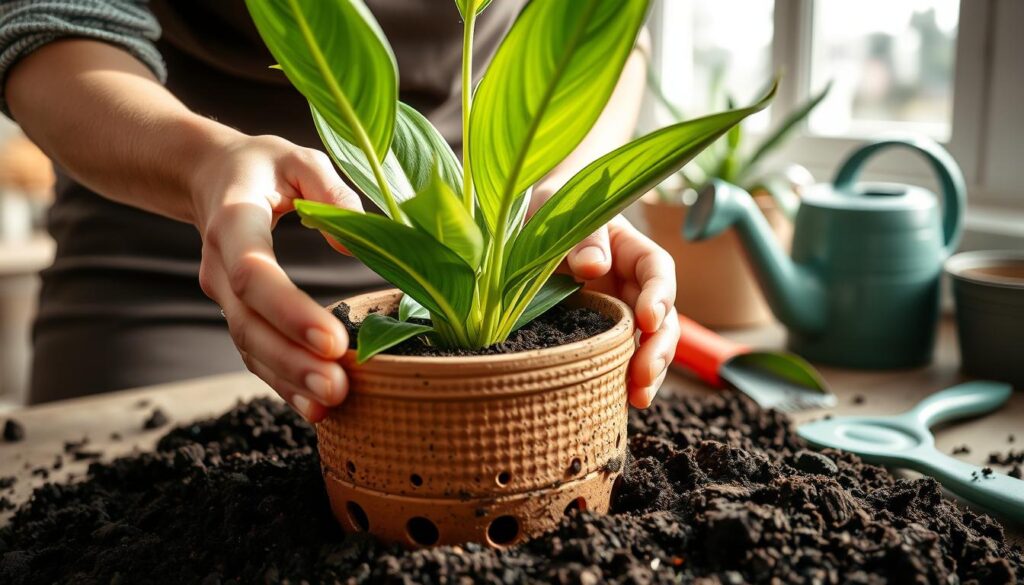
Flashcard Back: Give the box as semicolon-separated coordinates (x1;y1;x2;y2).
672;314;836;412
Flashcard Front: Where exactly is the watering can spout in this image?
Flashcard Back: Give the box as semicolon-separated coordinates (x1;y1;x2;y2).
683;180;825;335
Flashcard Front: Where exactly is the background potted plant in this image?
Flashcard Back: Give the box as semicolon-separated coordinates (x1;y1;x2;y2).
246;0;771;547
642;69;830;328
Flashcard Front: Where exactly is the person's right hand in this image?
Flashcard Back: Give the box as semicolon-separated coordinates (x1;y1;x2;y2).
190;130;360;422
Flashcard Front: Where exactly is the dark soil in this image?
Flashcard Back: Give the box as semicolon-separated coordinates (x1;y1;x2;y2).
333;302;613;357
143;408;170;430
988;448;1024;480
2;419;24;443
1;390;1022;584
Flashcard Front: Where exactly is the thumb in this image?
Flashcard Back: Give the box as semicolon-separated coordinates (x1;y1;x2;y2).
287;149;364;211
567;226;611;280
287;149;362;255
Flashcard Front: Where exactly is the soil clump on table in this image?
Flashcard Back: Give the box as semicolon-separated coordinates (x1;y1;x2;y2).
1;390;1022;584
333;302;613;357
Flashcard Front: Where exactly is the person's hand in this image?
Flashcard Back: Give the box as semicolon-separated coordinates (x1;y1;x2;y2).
566;215;679;408
190;131;360;422
530;184;679;408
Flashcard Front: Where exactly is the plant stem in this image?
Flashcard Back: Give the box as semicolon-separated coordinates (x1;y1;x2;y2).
288;0;405;223
476;6;596;344
461;10;476;216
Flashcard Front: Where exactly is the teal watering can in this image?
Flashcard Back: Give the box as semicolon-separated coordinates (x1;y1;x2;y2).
685;138;965;369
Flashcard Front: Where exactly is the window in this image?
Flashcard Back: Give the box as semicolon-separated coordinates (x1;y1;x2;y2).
808;0;959;140
646;0;1022;222
654;0;774;130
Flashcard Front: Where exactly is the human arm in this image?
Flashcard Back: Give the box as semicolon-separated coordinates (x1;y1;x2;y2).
5;38;356;421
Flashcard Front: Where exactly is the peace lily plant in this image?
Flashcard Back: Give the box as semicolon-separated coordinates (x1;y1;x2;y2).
246;0;774;362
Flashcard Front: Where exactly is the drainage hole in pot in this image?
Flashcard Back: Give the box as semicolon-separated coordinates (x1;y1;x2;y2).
410;473;423;487
486;515;520;546
495;471;511;487
345;460;356;475
346;501;369;532
563;497;587;516
406;516;439;546
567;457;582;476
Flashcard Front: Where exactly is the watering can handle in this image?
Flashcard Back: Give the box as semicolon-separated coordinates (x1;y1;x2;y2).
833;137;966;255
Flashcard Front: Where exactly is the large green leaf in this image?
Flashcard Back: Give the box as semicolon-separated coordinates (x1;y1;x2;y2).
468;0;649;234
391;103;463;195
455;0;493;18
294;200;475;324
356;314;432;363
399;294;429;322
510;274;581;332
246;0;397;160
506;84;776;287
312;102;462;215
401;168;484;269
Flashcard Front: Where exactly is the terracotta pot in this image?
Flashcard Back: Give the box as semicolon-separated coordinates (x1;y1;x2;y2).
641;194;793;329
317;289;635;548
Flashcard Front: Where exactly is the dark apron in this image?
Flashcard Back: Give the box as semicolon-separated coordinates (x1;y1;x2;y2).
29;0;521;403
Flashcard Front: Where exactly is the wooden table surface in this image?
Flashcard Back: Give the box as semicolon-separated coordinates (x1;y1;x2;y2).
2;317;1021;543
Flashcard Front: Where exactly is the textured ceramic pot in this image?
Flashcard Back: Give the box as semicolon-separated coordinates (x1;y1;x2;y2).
946;251;1024;387
641;194;792;329
317;289;635;548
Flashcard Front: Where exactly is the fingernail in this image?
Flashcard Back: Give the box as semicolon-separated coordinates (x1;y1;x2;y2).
306;328;335;356
652;302;667;329
649;357;667;383
645;385;660;404
575;246;606;266
646;369;668;404
305;372;333;400
292;394;313;418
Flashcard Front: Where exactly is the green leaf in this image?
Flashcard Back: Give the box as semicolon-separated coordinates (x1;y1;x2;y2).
510;274;581;331
739;81;832;183
455;0;493;18
714;96;743;182
356;314;432;363
391;103;463;195
401;167;484;269
246;0;397;160
399;294;429;322
312;102;462;215
506;83;777;287
728;352;829;393
294;200;475;325
468;0;650;234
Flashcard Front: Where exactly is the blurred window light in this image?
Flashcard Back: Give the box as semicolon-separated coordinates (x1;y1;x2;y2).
657;0;774;131
808;0;959;140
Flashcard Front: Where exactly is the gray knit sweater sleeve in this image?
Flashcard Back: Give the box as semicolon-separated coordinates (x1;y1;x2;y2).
0;0;165;117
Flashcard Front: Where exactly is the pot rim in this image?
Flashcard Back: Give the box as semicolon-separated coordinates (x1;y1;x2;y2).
946;250;1024;290
331;288;635;372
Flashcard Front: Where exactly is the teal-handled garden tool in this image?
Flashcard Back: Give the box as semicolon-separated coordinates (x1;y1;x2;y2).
798;381;1024;525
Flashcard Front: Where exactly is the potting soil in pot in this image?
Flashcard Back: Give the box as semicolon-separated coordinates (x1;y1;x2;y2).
333;303;615;356
1;389;1022;584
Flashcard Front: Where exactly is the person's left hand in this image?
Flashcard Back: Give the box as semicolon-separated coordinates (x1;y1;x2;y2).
529;184;679;408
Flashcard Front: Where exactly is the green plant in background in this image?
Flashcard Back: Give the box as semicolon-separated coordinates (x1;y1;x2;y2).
648;67;830;217
245;0;774;361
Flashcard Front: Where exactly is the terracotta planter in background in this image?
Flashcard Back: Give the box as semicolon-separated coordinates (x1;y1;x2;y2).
641;193;793;329
317;289;635;548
